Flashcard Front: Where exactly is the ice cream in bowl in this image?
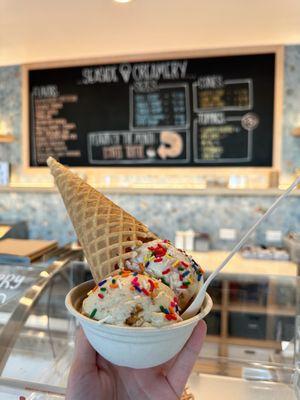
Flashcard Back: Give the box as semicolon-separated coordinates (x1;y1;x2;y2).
48;157;212;368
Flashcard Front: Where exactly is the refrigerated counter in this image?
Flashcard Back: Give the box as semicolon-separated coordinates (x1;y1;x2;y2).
0;246;85;399
0;251;299;399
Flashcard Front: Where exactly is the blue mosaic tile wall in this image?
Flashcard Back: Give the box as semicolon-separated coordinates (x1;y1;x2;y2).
0;46;300;249
0;190;299;249
0;66;21;164
282;46;300;174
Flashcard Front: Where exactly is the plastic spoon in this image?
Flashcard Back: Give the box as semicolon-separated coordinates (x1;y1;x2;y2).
181;177;300;320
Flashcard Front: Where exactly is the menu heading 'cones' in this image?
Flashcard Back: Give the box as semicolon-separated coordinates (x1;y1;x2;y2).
47;157;157;282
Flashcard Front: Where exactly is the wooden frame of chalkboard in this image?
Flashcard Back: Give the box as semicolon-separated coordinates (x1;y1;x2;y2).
22;45;284;183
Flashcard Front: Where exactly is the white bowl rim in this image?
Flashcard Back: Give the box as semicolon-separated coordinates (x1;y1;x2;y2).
65;279;213;332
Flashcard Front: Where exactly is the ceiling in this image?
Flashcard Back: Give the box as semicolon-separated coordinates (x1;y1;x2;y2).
0;0;300;66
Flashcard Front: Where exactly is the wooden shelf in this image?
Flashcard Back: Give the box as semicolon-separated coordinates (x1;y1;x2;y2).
1;184;300;196
272;305;296;316
206;335;222;343
227;303;296;316
226;337;282;350
0;134;15;143
292;127;300;136
206;335;281;350
191;251;297;277
212;304;222;311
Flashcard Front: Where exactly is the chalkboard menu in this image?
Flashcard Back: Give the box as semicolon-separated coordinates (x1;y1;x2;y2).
28;53;275;167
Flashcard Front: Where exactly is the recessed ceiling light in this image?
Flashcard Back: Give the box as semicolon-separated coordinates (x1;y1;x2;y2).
114;0;132;3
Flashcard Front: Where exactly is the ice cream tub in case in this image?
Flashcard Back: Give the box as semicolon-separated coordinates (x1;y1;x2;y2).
66;280;213;368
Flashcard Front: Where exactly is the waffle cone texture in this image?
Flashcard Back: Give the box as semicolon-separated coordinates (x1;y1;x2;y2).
47;157;157;282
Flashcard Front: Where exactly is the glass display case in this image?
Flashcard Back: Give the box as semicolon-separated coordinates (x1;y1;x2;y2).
0;253;298;399
0;247;85;399
189;272;298;400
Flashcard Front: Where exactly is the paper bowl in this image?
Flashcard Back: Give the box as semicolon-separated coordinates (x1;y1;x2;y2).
65;280;212;368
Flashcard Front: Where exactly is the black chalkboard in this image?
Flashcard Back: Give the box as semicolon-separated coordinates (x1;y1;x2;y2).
28;53;275;167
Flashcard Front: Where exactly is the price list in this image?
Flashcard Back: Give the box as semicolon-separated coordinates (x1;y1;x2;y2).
193;80;252;112
130;85;189;130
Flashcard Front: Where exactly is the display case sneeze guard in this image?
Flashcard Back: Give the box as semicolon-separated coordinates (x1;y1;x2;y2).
0;250;299;399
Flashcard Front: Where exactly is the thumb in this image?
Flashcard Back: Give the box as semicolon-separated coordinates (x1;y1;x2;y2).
73;327;97;367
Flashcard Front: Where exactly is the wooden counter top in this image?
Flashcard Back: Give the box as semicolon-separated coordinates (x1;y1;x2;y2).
190;251;298;277
1;185;300;196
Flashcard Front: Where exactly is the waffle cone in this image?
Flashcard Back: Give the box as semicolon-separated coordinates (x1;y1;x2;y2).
47;157;157;282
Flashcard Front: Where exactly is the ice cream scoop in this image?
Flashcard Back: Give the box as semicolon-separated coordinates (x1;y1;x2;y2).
125;239;204;310
82;270;182;327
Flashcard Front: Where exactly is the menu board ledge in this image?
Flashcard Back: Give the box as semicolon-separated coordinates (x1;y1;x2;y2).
1;185;300;197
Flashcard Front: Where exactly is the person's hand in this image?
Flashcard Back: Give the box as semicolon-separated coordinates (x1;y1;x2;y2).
66;321;206;400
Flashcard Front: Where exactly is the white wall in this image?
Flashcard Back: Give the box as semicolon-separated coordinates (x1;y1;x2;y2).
0;0;300;66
